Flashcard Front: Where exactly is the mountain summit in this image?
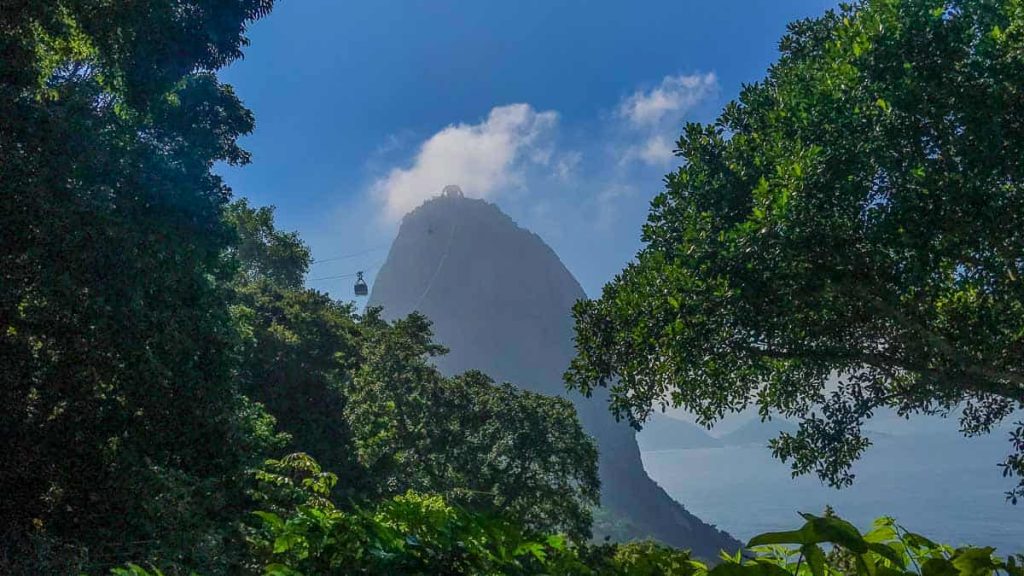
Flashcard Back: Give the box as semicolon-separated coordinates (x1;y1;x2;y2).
368;192;738;556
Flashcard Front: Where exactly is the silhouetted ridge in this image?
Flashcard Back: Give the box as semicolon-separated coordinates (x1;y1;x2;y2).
369;193;739;557
638;414;723;451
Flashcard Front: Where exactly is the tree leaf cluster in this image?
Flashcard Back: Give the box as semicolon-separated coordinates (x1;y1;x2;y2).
1;1;600;573
244;452;697;576
1;1;282;572
708;512;1022;576
567;0;1024;497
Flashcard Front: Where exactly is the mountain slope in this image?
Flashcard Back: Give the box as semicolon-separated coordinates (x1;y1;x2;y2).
368;192;738;557
719;419;800;447
638;414;722;451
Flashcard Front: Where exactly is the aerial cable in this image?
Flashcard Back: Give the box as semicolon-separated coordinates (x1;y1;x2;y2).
308;262;382;282
412;222;458;310
310;245;389;266
307;271;359;282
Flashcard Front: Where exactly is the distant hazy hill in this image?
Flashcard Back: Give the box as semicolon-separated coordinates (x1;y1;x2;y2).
368;192;739;558
719;418;799;446
637;413;721;451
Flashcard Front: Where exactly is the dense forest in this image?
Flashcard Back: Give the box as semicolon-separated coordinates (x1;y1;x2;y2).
1;0;1022;574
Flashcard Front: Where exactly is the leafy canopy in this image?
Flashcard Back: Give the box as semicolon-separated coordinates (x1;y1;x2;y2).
224;200;601;539
698;510;1023;576
226;200;365;490
247;452;699;576
349;310;601;541
244;455;1023;576
1;0;278;572
567;0;1024;498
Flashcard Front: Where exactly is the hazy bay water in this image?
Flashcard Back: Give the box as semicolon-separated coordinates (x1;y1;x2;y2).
641;433;1024;554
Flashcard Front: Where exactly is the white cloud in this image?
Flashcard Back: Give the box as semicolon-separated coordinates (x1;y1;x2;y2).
627;135;676;166
618;72;718;128
615;72;718;167
365;73;717;231
372;104;559;220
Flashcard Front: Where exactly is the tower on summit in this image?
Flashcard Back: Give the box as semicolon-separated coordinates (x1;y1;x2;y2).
442;184;464;199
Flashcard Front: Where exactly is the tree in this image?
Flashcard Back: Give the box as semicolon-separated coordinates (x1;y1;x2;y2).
248;455;1023;576
225;199;312;290
225;200;365;490
567;0;1024;500
0;1;277;572
350;310;601;540
249;453;699;576
222;199;601;536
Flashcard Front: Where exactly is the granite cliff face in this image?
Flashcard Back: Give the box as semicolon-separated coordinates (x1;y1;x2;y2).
368;191;738;557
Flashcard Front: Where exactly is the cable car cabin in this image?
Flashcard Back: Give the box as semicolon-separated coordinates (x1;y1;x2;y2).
354;271;368;296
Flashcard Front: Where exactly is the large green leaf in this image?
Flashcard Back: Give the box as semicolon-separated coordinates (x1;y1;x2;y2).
273;532;305;554
709;561;793;576
748;529;809;547
951;548;999;576
263;563;305;576
868;542;906;569
801;544;827;576
922;558;959;576
747;514;868;554
903;532;940;552
254;511;285;530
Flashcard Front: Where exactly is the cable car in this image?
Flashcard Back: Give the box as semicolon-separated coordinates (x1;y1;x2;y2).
354;271;368;296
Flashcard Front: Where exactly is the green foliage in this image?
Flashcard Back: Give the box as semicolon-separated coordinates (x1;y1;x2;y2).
4;0;596;572
111;497;1024;576
223;201;601;537
1;0;272;109
110;565;169;576
227;200;365;491
246;457;1022;576
348;310;601;540
221;195;601;549
1;1;278;573
704;512;1023;576
234;282;364;487
567;0;1024;498
247;453;695;576
604;541;703;575
248;453;576;575
225;200;312;290
14;0;1023;573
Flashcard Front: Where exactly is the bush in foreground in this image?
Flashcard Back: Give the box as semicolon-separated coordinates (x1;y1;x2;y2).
109;454;1021;576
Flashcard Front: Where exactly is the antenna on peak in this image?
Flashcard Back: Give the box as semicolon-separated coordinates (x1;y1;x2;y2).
442;184;464;198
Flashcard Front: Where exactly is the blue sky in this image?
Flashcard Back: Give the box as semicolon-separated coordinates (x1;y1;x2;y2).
218;0;837;299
